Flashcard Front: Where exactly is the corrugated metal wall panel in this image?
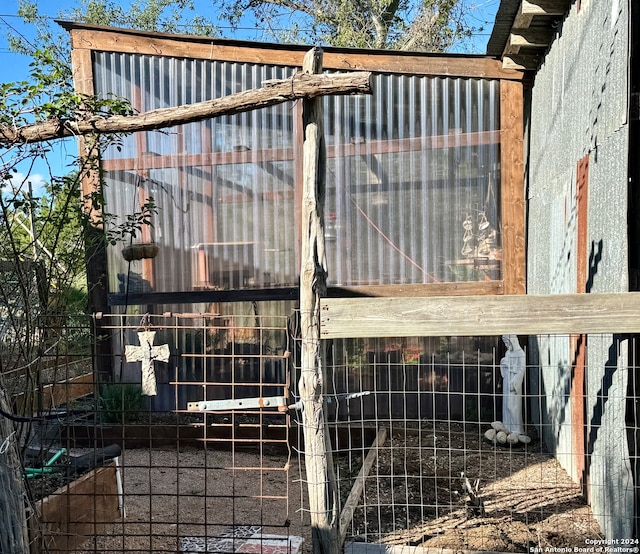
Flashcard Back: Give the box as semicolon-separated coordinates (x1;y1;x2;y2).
526;0;632;539
94;53;297;296
324;75;501;285
93;53;502;296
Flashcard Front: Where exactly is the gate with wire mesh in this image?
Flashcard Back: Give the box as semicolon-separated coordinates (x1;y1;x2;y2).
19;311;309;554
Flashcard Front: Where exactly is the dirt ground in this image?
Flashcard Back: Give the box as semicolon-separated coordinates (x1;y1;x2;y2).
75;447;313;553
346;423;603;552
69;423;602;553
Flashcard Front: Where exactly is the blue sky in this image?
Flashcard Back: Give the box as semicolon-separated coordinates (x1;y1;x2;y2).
0;0;499;192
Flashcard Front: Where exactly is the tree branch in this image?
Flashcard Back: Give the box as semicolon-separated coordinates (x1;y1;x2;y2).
371;0;401;48
0;71;372;146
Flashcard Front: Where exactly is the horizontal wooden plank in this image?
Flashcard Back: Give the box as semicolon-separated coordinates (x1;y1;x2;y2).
13;372;95;415
512;0;570;30
108;287;299;306
36;462;119;553
320;292;640;338
41;372;95;411
509;28;554;48
107;282;504;307
504;28;554;55
65;26;523;81
329;281;503;297
102;130;500;172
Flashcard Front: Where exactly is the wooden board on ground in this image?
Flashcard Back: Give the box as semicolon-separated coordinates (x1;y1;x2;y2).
31;462;120;553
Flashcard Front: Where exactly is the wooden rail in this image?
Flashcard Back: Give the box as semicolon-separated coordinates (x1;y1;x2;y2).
12;372;94;415
320;292;640;338
338;428;388;548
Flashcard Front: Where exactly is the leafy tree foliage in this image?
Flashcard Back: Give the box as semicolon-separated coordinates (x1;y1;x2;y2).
222;0;476;51
12;0;475;57
0;48;140;370
9;0;218;59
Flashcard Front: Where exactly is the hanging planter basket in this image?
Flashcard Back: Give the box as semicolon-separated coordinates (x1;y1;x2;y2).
122;242;159;262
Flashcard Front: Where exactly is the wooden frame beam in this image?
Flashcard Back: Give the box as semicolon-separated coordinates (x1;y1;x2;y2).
64;25;523;81
298;48;339;554
513;0;570;29
106;282;505;307
338;428;387;549
101;130;501;172
0;72;371;146
521;0;571;17
501;1;569;67
504;28;554;56
320;293;640;338
500;80;526;294
509;28;555;48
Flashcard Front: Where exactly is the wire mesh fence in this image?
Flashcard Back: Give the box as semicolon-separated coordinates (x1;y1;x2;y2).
1;312;637;553
317;333;637;551
6;312;305;554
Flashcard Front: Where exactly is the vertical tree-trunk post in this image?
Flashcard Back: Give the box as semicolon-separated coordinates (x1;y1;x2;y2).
299;47;339;554
0;380;30;554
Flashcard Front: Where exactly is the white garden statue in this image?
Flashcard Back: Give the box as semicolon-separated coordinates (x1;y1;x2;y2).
484;334;531;446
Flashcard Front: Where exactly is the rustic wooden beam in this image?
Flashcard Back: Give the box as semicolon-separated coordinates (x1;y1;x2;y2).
509;28;555;48
101;130;500;172
513;0;570;30
106;282;506;306
107;287;299;306
35;462;120;552
70;46;115;384
0;71;372;146
298;48;339;554
504;28;555;55
513;10;534;29
320;293;640;339
328;281;504;297
12;373;94;415
338;428;387;549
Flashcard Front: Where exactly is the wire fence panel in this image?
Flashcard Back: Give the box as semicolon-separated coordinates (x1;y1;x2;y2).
3;313;638;552
313;333;637;550
9;312;308;554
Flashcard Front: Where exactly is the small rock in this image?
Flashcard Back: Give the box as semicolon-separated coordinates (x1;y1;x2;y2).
518;434;532;444
506;433;519;444
484;428;497;442
496;431;507;444
491;420;509;434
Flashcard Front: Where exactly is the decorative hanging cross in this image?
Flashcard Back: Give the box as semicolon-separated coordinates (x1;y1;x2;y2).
124;330;170;396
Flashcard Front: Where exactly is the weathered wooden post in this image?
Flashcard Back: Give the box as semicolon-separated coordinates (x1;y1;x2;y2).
299;47;339;554
0;381;30;554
